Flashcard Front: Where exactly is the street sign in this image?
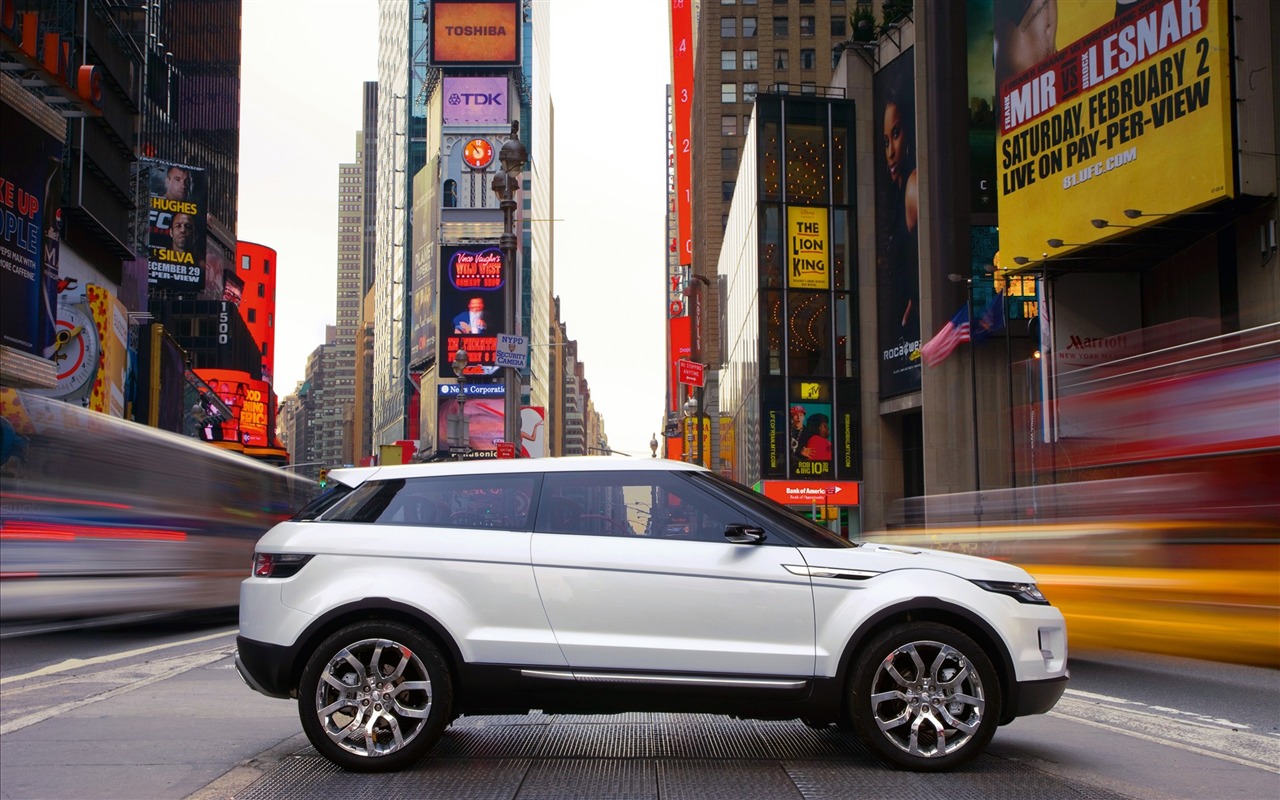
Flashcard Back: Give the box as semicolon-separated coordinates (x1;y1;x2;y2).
677;358;705;387
496;441;516;459
495;334;528;369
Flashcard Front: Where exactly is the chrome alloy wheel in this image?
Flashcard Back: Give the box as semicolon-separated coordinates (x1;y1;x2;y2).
867;639;985;759
314;637;434;758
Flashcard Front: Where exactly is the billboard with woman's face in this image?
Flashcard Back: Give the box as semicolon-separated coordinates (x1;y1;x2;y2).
874;49;922;399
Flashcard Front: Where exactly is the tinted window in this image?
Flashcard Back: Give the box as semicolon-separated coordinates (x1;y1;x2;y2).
291;483;354;521
537;471;766;544
683;471;855;548
323;475;537;530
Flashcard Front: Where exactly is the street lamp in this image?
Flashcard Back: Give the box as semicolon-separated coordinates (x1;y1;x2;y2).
649;433;659;458
448;348;469;453
947;273;983;522
492;121;528;455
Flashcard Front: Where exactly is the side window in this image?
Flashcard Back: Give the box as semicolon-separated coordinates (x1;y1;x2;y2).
322;475;536;530
536;471;754;544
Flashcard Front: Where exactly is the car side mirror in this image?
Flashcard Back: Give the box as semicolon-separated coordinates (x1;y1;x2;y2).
724;524;766;545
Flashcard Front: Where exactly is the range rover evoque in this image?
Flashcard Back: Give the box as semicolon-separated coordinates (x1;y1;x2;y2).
235;457;1068;773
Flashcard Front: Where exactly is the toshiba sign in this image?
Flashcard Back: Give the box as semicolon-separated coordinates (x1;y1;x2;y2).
757;480;861;507
429;0;520;67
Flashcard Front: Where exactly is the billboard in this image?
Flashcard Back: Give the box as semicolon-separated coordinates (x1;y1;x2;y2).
874;49;921;398
442;76;509;126
1;100;63;360
429;0;520;66
995;0;1234;263
437;244;507;374
146;160;208;291
194;368;271;447
787;206;829;290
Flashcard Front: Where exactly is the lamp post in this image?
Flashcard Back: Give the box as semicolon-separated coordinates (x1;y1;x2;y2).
649;433;659;458
682;393;698;464
449;348;469;454
948;273;983;522
491;120;528;455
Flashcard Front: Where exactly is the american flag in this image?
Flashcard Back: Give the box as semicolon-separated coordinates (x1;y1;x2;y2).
921;292;1005;367
920;305;970;367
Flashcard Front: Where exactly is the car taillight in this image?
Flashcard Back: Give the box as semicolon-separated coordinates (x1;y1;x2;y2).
253;552;312;578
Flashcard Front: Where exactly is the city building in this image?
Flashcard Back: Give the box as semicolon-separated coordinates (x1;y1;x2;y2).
695;0;1278;535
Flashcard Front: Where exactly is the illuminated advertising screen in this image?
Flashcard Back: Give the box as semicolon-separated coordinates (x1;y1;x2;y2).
874;49;921;398
194;368;270;447
442;76;509;126
669;0;694;268
429;0;520;66
437;244;506;374
1;100;63;360
787;206;829;290
146;160;208;291
995;0;1234;263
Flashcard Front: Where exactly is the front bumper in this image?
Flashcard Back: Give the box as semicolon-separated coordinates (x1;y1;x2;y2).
1009;672;1069;718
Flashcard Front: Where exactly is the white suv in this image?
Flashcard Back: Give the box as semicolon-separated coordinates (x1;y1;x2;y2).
236;457;1067;773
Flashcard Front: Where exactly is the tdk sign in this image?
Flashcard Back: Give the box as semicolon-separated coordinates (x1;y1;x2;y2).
442;77;507;126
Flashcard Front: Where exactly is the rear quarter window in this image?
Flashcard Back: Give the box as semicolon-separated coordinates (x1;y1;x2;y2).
320;474;538;530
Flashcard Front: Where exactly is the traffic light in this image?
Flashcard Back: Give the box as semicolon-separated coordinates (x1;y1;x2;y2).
318;469;329;488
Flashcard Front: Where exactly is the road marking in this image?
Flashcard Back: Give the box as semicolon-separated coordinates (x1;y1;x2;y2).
1065;688;1256;731
0;628;235;686
0;648;234;736
1051;696;1280;774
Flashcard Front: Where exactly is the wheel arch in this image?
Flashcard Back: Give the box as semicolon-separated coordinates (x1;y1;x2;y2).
285;598;466;696
834;599;1018;724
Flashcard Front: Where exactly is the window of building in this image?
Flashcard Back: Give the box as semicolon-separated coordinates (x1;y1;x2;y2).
742;49;758;69
800;16;815;36
443;179;457;207
742;17;757;36
263;259;271;275
268;312;273;327
801;81;817;94
743;83;758;102
247;308;257;323
257;283;265;298
721;114;738;136
774;49;789;69
721;17;736;37
721;83;737;103
262;342;269;357
241;255;250;271
831;16;846;37
773;16;788;35
721;147;738;170
721;50;737;70
801;49;816;69
721;181;736;202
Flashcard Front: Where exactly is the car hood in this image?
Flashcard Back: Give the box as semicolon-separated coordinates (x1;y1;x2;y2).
799;541;1035;583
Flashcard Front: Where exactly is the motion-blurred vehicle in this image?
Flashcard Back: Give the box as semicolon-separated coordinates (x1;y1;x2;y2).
880;322;1280;666
0;389;317;623
235;458;1068;773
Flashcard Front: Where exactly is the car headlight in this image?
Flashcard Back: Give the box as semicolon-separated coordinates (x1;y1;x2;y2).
972;579;1049;605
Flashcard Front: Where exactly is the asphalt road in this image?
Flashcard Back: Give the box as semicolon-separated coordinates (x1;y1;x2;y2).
0;622;1276;800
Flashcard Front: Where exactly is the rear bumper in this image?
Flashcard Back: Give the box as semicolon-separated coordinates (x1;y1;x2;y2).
1010;672;1069;718
235;636;296;699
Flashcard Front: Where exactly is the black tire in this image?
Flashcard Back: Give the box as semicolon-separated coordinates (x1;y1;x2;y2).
298;621;453;772
848;622;1001;772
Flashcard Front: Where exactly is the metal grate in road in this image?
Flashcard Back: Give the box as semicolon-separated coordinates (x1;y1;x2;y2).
233;713;1134;800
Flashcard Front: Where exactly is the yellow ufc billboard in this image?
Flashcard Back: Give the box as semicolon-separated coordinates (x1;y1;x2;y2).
995;0;1233;265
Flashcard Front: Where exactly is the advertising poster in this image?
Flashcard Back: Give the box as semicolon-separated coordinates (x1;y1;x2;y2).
438;393;505;456
85;284;128;417
995;0;1234;263
442;76;509;126
429;0;520;66
787;206;829;290
520;406;546;458
437;244;506;375
146;160;208;291
874;48;921;398
194;368;269;447
968;0;998;213
788;398;833;479
1;101;63;359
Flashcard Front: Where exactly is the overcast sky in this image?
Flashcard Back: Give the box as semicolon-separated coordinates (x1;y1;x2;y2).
239;0;670;459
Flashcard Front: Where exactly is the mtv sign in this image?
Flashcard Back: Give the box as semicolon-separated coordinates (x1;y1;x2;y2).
442;76;508;126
